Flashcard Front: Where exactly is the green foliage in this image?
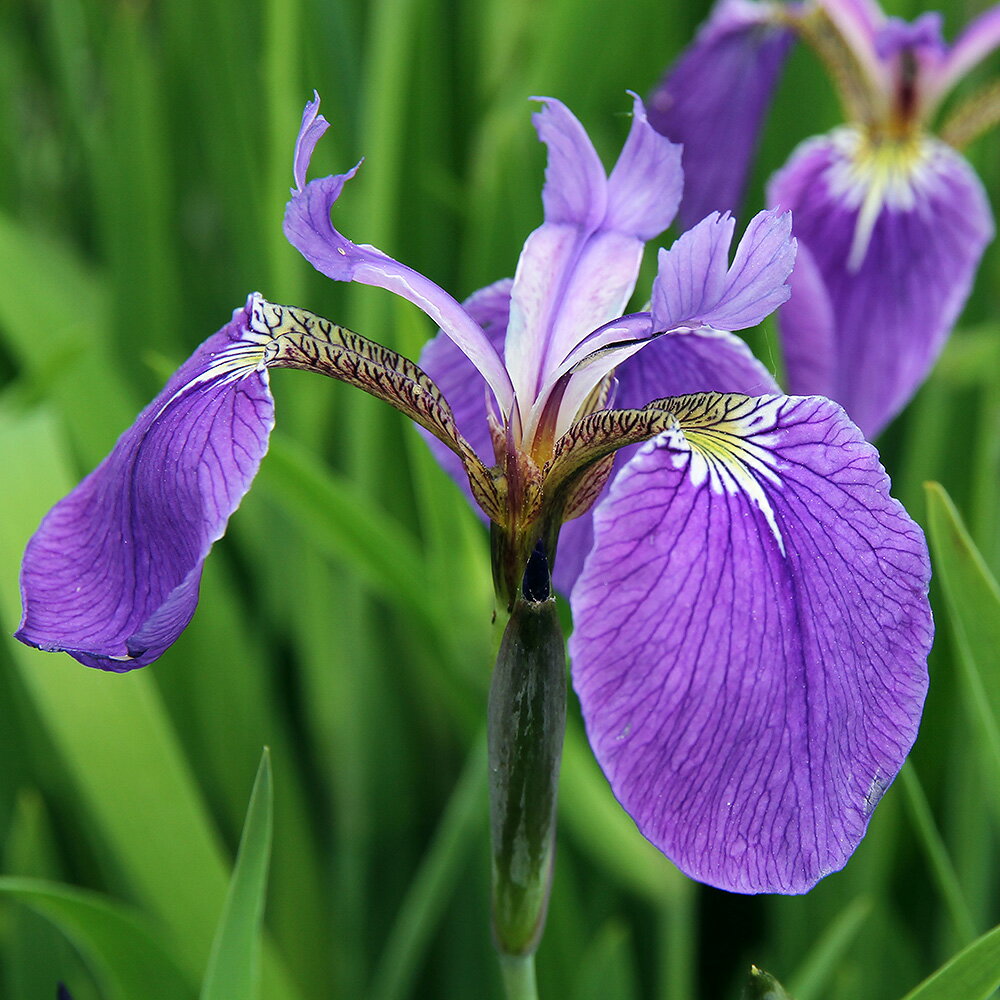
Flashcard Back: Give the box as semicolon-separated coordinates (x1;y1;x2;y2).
900;923;1000;1000
201;750;274;1000
0;0;997;998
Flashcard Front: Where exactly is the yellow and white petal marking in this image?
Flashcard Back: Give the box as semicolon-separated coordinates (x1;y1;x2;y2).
651;393;786;555
824;125;939;271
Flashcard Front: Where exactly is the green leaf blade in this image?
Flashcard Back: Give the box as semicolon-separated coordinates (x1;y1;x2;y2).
200;749;274;1000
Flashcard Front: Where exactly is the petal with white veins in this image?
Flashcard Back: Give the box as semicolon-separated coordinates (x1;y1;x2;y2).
770;127;994;437
569;392;931;893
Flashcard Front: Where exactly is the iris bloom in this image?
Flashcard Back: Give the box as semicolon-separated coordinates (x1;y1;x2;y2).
649;0;998;437
18;94;932;894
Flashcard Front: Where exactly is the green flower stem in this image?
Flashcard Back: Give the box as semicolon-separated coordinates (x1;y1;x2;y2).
488;579;566;968
499;953;539;1000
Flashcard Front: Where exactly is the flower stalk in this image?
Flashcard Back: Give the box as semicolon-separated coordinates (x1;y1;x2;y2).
488;541;566;966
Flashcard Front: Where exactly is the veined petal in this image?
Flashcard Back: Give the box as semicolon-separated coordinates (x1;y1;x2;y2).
537;207;792;444
647;0;795;229
651;210;796;333
16;292;496;670
504;98;682;413
284;96;513;414
605;93;684;241
533;97;609;230
16;299;277;670
770;127;995;437
551;330;778;594
569;392;931;894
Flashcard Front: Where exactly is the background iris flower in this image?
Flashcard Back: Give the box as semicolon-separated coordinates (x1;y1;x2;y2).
649;0;999;437
18;93;933;897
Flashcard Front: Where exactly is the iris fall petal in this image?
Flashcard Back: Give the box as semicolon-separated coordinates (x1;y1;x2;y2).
569;392;932;893
770;128;995;437
16;300;276;670
646;0;795;229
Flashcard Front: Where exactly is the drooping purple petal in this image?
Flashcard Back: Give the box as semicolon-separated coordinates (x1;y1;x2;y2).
650;209;796;333
16;300;275;671
551;330;779;595
569;392;931;893
770;129;995;437
284;97;513;413
505;98;682;415
646;0;796;229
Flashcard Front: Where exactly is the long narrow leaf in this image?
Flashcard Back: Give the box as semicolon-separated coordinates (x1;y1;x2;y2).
924;483;1000;785
201;749;274;1000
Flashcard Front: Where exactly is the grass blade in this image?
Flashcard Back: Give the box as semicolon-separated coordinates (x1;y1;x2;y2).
201;749;274;1000
900;922;1000;1000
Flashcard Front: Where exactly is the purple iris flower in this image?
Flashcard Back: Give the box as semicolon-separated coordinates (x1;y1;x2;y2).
649;0;998;437
17;93;932;895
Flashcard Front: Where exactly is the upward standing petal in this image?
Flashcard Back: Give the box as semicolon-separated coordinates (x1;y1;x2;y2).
647;0;796;229
504;97;682;424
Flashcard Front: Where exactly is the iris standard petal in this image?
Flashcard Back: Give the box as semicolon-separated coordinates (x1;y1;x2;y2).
505;98;681;414
16;301;275;670
569;392;931;893
646;0;795;230
541;207;792;441
551;330;778;594
533;96;609;230
605;93;683;241
770;128;995;437
650;209;795;333
283;99;514;414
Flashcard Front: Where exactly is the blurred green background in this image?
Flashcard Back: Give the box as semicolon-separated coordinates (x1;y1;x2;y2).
0;0;998;997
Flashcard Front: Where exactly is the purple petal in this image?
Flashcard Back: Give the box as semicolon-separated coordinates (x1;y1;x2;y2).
533;97;609;229
770;129;995;437
651;210;795;333
283;98;513;413
777;241;837;396
605;93;684;241
16;300;275;670
293;91;330;192
505;98;682;413
875;12;944;61
569;393;931;893
646;0;795;229
552;329;779;595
